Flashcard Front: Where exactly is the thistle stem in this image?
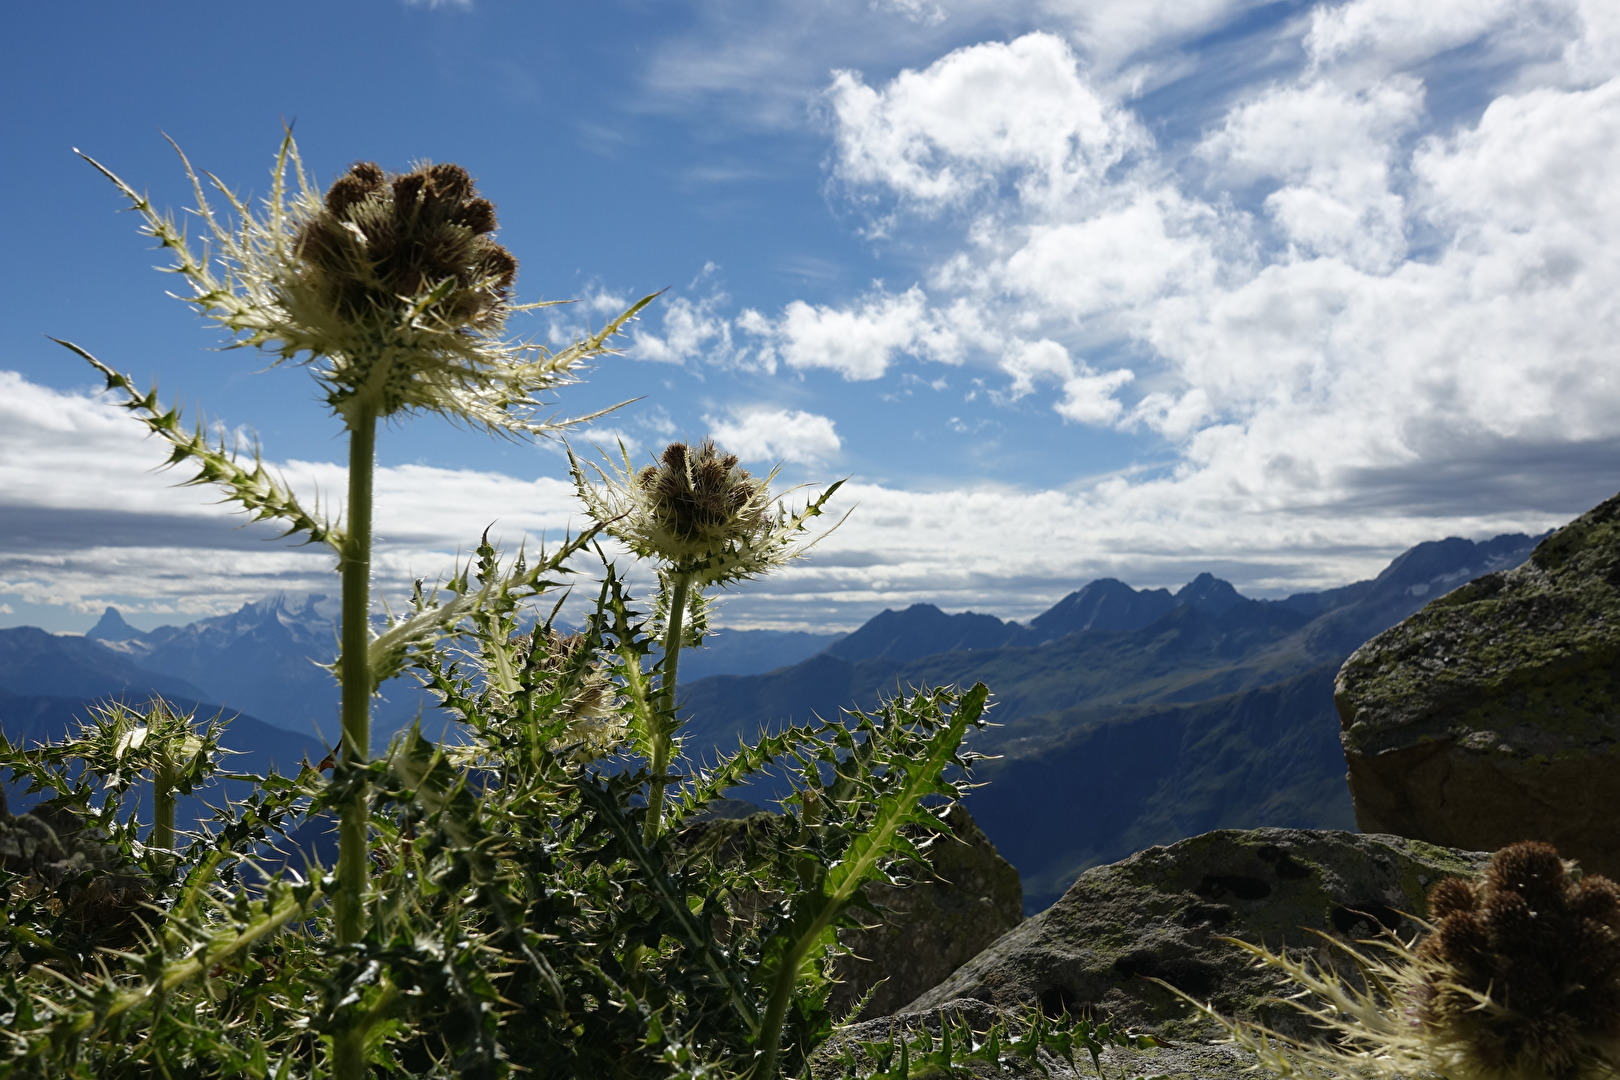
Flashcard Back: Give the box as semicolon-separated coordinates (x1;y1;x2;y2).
333;403;377;1078
643;570;691;844
152;759;176;854
150;700;177;854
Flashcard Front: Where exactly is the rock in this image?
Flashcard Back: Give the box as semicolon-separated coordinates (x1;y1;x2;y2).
905;827;1487;1043
832;802;1023;1018
676;802;1022;1020
1336;491;1620;877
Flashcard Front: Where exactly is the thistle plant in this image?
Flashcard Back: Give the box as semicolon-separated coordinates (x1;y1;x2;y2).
57;134;652;1077
571;439;844;841
7;132;993;1080
1177;842;1620;1080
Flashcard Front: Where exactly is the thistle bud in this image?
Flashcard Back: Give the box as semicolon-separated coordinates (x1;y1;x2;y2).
1414;842;1620;1080
520;629;625;763
634;440;767;554
295;160;517;339
84;135;653;437
569;438;843;591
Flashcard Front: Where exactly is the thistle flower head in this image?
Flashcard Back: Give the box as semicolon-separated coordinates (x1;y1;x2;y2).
82;134;652;433
1412;842;1620;1080
569;439;844;589
1180;842;1620;1080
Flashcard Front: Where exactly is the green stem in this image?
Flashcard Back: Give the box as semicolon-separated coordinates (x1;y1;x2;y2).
642;571;691;844
751;936;816;1080
334;404;377;1079
152;759;175;853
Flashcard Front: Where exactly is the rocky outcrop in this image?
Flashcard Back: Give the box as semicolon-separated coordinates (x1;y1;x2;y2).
1336;491;1620;877
904;828;1487;1042
678;802;1023;1020
832;802;1023;1018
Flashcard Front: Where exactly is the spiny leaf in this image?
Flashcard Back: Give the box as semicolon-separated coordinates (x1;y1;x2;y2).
55;341;343;552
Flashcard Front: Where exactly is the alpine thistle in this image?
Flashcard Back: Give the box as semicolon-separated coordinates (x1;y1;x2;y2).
1179;842;1620;1080
570;439;844;589
1412;842;1620;1080
570;438;844;841
523;628;626;763
80;134;651;434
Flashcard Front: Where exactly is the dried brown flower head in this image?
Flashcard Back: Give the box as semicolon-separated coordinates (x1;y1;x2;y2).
571;439;841;589
295;160;517;337
1414;841;1620;1080
634;440;767;550
1168;842;1620;1080
80;135;654;434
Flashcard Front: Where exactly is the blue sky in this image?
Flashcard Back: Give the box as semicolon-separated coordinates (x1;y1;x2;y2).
4;0;1619;634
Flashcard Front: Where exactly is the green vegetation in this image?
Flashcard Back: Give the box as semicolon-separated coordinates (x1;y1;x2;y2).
0;136;1018;1078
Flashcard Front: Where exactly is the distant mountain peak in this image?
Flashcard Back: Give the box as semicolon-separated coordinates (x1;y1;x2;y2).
1174;573;1245;615
85;606;144;642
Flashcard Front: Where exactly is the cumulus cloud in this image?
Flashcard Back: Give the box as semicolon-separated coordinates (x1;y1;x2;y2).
741;285;965;379
634;291;734;365
826;32;1146;211
1199;76;1424;270
707;407;842;466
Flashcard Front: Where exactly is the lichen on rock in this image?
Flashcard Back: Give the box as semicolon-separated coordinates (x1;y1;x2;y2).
1336;489;1620;876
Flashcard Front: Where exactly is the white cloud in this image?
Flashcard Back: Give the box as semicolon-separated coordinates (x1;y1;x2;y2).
0;369;1599;636
633;292;734;365
1304;0;1574;72
403;0;471;8
1200;76;1424;270
1055;368;1135;425
827;32;1147;210
1049;0;1275;75
996;188;1220;317
706;407;842;466
0;374;587;621
791;11;1620;545
1000;339;1075;399
998;340;1134;425
749;285;953;380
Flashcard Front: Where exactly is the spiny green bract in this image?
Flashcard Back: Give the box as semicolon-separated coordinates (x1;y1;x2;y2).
0;549;996;1078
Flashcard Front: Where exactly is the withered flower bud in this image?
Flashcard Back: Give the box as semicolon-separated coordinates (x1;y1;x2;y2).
296;159;516;336
635;440;767;548
1415;842;1620;1080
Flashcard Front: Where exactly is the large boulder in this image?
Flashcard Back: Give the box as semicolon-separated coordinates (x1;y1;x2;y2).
1336;491;1620;876
832;802;1024;1018
905;827;1487;1042
677;802;1022;1019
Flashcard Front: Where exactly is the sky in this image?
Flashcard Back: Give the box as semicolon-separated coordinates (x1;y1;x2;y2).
3;0;1619;635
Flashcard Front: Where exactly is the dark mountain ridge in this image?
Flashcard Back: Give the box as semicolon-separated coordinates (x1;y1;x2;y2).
677;530;1547;912
1;529;1549;913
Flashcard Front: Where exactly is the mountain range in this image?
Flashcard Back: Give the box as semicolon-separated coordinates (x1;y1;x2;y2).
0;530;1543;911
675;532;1543;910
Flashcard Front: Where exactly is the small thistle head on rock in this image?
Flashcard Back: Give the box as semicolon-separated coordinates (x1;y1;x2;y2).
1172;841;1620;1080
1412;841;1620;1080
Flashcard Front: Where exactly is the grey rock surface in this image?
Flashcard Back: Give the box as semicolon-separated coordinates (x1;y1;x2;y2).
905;827;1488;1043
1336;490;1620;877
833;802;1024;1018
675;802;1022;1020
